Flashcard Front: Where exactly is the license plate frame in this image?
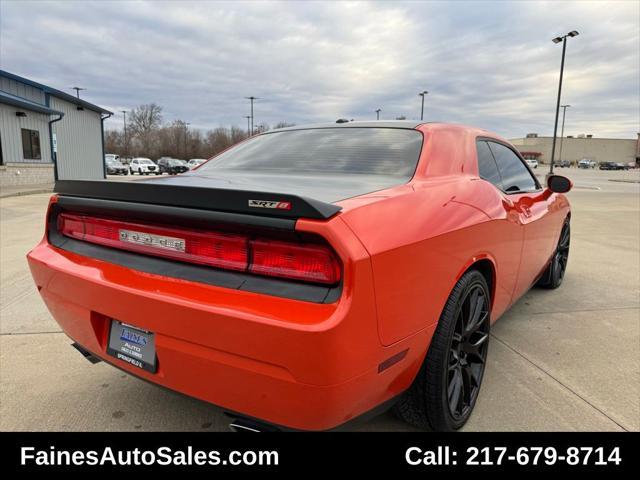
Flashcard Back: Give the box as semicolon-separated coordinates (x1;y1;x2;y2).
107;320;157;373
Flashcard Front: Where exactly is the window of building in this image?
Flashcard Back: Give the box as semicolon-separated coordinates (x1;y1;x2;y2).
487;141;538;193
21;128;41;160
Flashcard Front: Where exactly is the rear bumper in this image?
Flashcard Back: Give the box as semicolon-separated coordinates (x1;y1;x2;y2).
27;231;428;430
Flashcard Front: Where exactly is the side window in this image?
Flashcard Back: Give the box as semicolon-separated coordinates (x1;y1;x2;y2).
476;141;502;189
488;142;538;193
21;128;41;160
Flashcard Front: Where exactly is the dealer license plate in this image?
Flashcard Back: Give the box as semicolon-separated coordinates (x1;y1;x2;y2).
107;321;157;373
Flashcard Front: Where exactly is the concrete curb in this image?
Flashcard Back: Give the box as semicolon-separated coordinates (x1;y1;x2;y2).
608;179;640;184
0;187;54;199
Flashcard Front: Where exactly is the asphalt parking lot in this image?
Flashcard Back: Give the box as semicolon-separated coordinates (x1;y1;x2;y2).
1;168;638;432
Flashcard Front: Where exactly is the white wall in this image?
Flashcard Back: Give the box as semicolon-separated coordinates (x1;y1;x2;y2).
0;103;52;164
50;96;105;180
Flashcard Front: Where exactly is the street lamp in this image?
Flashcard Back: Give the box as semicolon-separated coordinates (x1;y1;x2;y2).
120;110;127;158
418;90;428;120
245;96;259;136
375;108;382;120
549;30;579;174
558;104;571;165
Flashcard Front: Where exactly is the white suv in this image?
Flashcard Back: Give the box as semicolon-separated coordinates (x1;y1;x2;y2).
525;159;538;169
130;158;160;175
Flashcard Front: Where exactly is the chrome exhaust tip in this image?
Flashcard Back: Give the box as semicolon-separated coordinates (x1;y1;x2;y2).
229;420;263;433
228;417;280;432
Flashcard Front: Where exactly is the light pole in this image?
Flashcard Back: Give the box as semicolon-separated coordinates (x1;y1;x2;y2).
245;96;258;136
244;116;251;137
549;31;579;175
375;108;382;120
120;110;127;158
558;104;571;165
418;90;428;120
71;87;86;99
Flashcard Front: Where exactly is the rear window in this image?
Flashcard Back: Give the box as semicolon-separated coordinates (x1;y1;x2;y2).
199;128;423;176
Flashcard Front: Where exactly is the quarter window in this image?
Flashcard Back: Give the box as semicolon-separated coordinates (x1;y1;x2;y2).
476;141;502;189
21;128;41;160
487;142;538;193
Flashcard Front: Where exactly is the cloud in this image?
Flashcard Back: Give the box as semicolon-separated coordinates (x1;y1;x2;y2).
0;0;637;138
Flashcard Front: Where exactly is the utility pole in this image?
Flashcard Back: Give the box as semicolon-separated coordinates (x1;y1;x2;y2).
184;122;190;158
71;87;86;99
245;96;258;136
375;108;382;120
244;116;251;137
121;110;127;158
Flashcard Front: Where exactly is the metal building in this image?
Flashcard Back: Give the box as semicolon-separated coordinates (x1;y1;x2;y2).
0;70;112;188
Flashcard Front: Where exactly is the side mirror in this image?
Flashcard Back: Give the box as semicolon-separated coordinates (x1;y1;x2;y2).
547;175;572;193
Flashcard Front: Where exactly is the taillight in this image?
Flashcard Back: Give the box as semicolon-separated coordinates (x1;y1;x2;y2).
250;239;340;284
57;213;248;271
56;213;341;285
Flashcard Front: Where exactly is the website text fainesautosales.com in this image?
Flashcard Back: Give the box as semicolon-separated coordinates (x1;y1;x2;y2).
20;446;279;467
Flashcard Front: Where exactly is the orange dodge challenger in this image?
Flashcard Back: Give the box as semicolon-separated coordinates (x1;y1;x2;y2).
27;121;572;431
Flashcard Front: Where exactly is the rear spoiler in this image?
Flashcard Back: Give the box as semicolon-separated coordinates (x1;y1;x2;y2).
54;180;342;221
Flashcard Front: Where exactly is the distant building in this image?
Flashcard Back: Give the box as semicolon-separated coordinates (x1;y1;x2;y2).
510;133;640;166
0;70;112;188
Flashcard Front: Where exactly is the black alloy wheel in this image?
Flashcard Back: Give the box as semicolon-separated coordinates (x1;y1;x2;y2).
447;284;490;421
393;269;491;431
536;219;570;289
552;222;570;285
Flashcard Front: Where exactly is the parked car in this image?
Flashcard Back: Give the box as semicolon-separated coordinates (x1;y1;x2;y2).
554;160;571;168
104;154;120;163
525;159;538;169
130;157;160;175
105;158;128;175
157;158;189;175
599;161;626;170
29;122;572;432
187;158;207;169
578;159;596;169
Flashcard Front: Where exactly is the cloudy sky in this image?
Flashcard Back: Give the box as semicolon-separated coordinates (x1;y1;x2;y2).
1;0;638;138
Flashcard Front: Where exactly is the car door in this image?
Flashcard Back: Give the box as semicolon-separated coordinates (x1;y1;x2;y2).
475;140;524;318
486;141;558;300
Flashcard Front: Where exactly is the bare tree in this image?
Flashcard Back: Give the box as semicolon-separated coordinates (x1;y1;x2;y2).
104;130;123;155
104;102;290;160
128;103;163;155
273;122;296;129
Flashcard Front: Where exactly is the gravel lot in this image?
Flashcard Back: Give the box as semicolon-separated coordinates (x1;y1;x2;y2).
1;168;638;431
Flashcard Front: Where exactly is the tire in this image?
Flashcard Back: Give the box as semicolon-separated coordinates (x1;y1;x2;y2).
393;269;491;431
536;219;570;289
